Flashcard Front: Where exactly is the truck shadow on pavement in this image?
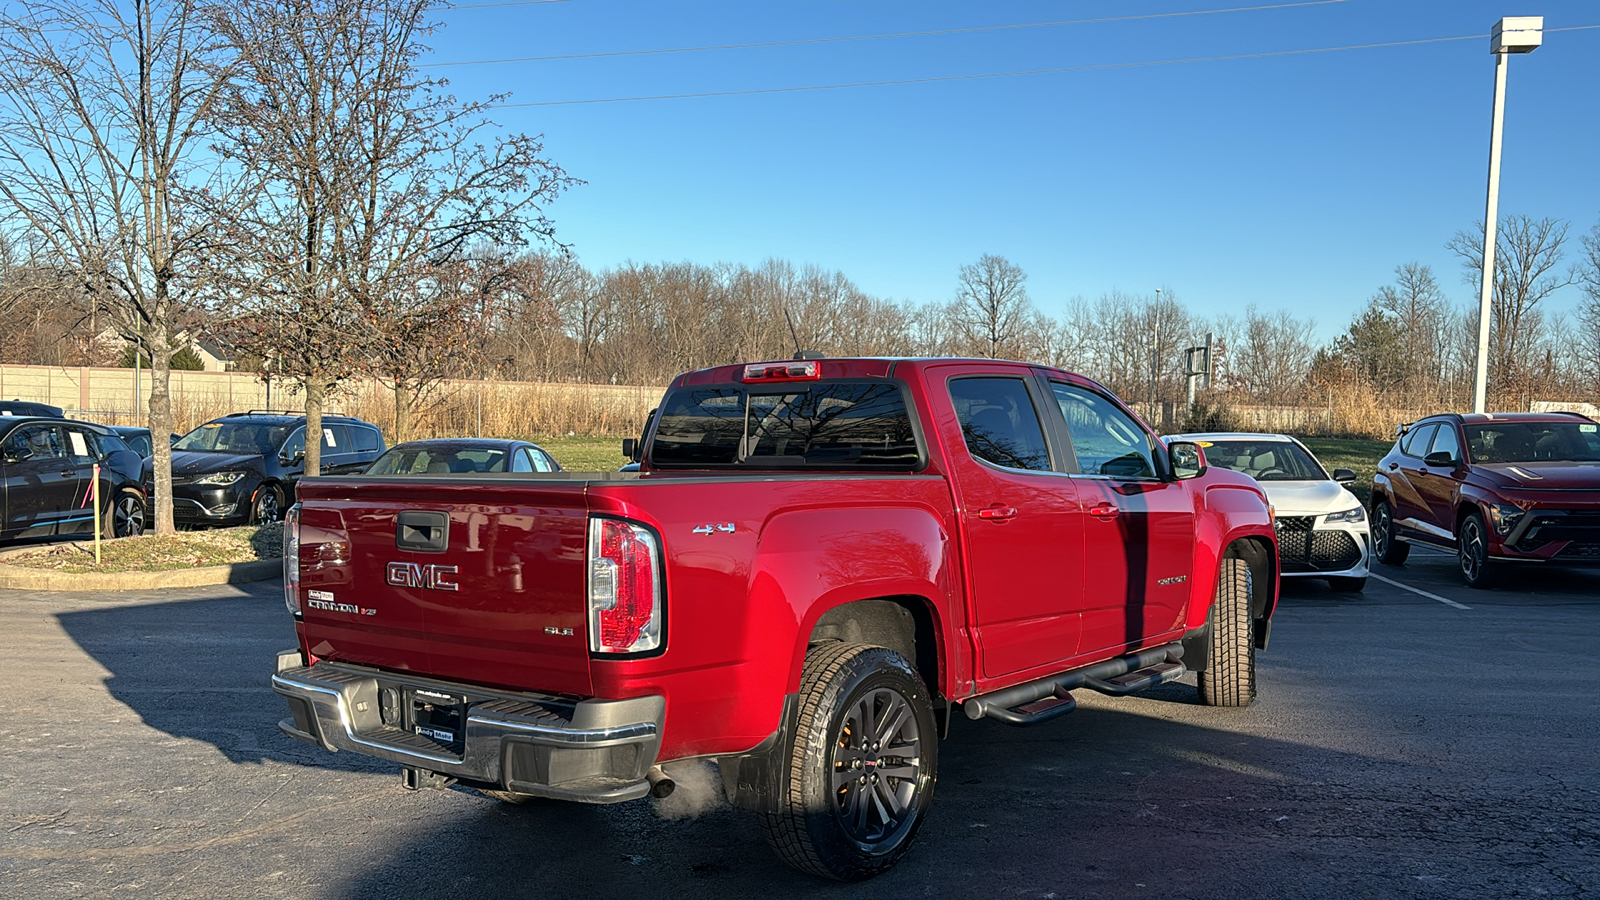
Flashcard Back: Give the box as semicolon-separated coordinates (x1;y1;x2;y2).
54;581;389;775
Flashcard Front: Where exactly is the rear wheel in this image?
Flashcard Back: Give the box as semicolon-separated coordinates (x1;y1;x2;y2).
1371;499;1409;565
759;642;937;881
1457;512;1497;589
1197;557;1256;707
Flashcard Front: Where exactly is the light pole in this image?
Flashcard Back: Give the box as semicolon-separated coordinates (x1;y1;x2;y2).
1473;16;1543;414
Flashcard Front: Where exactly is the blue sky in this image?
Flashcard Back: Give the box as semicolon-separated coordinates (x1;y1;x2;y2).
424;0;1600;342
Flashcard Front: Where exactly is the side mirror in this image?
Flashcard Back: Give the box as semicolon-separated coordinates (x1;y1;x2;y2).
1332;467;1358;484
1423;451;1457;469
1168;441;1206;480
621;438;637;460
282;450;305;466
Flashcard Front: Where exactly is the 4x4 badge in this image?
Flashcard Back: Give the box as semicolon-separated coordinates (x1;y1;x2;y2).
692;523;735;535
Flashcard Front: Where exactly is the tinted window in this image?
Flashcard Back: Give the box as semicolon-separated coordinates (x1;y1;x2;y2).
368;447;505;474
1428;424;1461;462
1191;439;1326;481
7;425;64;460
176;421;294;455
351;426;382;452
320;425;350;453
1399;423;1437;458
1466;421;1600;463
1053;384;1157;478
280;428;306;461
651;382;920;469
511;449;534;473
948;377;1051;472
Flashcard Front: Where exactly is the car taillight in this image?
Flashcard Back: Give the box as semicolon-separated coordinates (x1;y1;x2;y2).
587;517;662;654
284;504;302;616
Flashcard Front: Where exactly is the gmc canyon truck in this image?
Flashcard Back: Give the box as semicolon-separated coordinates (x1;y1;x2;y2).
273;357;1278;880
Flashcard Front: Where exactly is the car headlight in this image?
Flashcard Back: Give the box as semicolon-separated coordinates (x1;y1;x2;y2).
1323;506;1366;525
1487;503;1524;535
194;471;247;486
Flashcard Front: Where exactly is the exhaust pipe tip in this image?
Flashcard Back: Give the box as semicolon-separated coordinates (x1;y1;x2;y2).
647;767;675;799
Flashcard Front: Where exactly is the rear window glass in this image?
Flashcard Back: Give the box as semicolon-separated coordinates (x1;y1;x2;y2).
650;382;920;469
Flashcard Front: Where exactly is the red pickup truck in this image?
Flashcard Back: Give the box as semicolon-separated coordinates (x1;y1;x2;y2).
273;357;1278;880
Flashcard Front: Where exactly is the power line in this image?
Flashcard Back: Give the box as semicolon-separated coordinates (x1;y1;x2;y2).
424;0;1349;68
488;26;1600;109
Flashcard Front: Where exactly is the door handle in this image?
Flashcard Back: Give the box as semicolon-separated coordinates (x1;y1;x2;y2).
978;506;1017;520
60;468;78;477
1088;502;1119;519
1388;463;1399;470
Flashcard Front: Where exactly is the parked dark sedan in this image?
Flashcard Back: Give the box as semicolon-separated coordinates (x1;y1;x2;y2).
365;438;561;475
1371;411;1600;587
1;415;146;542
148;411;385;526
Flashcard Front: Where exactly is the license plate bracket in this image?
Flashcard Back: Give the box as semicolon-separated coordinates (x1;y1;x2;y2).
408;687;464;753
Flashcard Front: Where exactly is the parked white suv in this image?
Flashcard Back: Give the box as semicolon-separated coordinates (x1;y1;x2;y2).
1168;432;1370;592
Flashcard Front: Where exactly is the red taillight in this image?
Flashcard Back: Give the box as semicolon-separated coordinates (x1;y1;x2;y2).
284;504;302;616
742;360;820;382
588;517;662;654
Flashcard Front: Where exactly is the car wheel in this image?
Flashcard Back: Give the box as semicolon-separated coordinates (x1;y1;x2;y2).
1197;556;1256;708
105;490;146;538
1371;499;1409;565
1457;512;1497;589
758;642;937;881
1326;575;1367;593
252;483;285;525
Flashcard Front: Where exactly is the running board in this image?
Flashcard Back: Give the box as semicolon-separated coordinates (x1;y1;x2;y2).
963;644;1185;727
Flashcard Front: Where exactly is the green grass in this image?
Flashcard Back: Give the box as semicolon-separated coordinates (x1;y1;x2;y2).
531;435;630;472
1296;435;1393;506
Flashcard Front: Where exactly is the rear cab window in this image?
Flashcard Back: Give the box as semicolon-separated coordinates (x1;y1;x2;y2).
649;381;922;469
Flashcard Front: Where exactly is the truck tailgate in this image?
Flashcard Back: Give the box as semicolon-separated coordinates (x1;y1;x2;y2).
296;478;593;697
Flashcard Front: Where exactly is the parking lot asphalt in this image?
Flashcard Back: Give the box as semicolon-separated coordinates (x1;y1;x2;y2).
2;551;1597;899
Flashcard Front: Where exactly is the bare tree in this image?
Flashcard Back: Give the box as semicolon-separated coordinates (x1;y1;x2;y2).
207;0;574;474
951;254;1031;358
1577;221;1600;395
1449;216;1575;404
0;0;235;534
1231;306;1317;404
1372;262;1449;394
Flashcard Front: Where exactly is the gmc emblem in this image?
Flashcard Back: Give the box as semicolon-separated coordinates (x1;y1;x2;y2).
386;561;460;592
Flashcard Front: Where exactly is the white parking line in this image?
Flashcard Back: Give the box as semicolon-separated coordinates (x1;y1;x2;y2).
1370;572;1472;610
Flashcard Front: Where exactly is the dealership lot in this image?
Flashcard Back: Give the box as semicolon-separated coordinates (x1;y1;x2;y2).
2;551;1596;899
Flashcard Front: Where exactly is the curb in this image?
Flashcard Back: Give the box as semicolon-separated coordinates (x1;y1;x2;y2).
0;558;282;592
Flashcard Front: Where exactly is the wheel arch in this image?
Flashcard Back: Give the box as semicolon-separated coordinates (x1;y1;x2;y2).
804;595;944;704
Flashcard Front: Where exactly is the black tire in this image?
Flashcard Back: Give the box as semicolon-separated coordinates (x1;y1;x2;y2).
1326;575;1367;593
1371;498;1409;565
477;789;541;805
1197;557;1256;708
759;642;937;881
252;483;285;525
1457;512;1497;589
104;490;146;538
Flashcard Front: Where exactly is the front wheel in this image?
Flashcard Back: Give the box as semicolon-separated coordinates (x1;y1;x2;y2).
759;642;937;881
1457;512;1497;589
1197;557;1256;707
1371;498;1409;565
252;483;285;525
105;490;146;538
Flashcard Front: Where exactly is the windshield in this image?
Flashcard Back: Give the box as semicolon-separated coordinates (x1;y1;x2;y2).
650;381;920;469
175;422;294;456
1465;422;1600;463
1195;439;1328;481
367;446;508;475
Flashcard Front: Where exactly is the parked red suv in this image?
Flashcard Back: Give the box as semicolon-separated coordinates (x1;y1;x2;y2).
1370;411;1600;587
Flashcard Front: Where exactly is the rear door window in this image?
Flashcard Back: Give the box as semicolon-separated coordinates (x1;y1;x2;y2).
948;377;1051;472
